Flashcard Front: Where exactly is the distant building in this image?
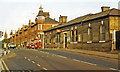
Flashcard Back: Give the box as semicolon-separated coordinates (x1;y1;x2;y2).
10;6;61;48
4;30;7;39
44;6;120;51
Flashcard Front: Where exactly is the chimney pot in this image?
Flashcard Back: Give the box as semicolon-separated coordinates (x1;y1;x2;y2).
101;6;110;12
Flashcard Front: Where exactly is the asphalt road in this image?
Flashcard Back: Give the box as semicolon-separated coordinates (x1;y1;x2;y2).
37;49;119;70
1;49;119;72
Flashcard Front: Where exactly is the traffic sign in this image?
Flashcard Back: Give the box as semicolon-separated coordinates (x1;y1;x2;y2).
0;31;3;38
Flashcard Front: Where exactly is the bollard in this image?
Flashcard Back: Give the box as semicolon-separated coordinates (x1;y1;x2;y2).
8;50;10;54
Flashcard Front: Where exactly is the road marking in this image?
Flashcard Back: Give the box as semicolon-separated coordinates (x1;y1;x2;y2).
45;52;49;54
57;55;67;59
73;59;81;62
1;58;9;70
109;68;118;71
43;67;47;70
1;63;5;70
28;59;30;61
73;59;96;66
52;54;55;56
32;61;35;63
24;57;27;59
37;64;41;67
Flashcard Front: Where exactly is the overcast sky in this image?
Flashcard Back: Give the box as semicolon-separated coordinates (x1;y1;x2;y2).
0;0;119;41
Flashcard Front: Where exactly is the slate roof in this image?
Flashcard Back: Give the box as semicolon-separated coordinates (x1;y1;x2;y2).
44;17;59;23
44;8;120;32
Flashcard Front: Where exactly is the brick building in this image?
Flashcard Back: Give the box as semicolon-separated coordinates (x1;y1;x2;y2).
44;6;120;51
10;6;61;48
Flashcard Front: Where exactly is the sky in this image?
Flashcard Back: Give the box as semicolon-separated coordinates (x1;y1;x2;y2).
0;0;119;41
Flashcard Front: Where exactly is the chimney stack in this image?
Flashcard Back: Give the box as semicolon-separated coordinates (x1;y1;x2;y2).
101;6;110;12
59;15;67;24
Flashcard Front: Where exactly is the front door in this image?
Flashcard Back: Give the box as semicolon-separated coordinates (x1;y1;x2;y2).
63;33;67;48
116;31;120;50
65;36;67;48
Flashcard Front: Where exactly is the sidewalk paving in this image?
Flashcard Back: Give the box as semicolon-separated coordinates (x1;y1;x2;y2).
44;48;119;60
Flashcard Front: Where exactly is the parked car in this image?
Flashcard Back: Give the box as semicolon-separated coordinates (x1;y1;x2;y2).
8;43;16;49
27;43;35;49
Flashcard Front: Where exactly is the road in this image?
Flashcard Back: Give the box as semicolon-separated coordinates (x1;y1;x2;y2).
1;49;119;72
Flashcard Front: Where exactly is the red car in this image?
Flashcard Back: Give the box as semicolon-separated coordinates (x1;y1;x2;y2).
27;43;35;49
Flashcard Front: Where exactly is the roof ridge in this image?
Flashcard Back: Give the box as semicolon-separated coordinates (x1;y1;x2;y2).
68;13;93;23
47;17;59;23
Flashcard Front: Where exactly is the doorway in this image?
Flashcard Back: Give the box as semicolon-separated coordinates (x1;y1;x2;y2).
116;31;120;50
63;32;67;48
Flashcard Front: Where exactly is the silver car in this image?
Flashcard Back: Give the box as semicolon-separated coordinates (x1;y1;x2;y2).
8;43;16;49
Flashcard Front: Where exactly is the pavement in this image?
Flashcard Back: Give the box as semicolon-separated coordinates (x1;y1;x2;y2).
43;48;119;60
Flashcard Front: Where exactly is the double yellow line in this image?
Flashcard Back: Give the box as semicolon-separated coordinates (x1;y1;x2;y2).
1;58;9;71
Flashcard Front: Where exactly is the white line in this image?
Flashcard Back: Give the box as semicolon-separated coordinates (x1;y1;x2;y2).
45;52;49;54
73;59;96;66
32;61;35;63
28;59;30;61
36;56;38;57
52;54;55;56
57;55;67;59
43;67;47;70
37;64;41;67
24;57;27;59
73;59;81;62
109;68;118;71
1;58;9;70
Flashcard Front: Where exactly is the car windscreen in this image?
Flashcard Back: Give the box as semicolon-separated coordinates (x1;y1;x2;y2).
11;43;15;45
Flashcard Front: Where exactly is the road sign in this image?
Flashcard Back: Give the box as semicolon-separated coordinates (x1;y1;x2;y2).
0;31;3;38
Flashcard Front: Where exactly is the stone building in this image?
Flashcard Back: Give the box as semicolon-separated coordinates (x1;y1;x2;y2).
44;6;120;51
10;6;61;48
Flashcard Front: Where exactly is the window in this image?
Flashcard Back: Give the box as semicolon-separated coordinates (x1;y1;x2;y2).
71;30;74;42
38;24;40;30
76;29;78;42
56;36;58;43
87;23;92;43
88;27;92;41
45;35;47;43
100;21;105;42
59;33;61;43
41;24;42;30
50;39;51;43
78;34;81;42
100;25;105;41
